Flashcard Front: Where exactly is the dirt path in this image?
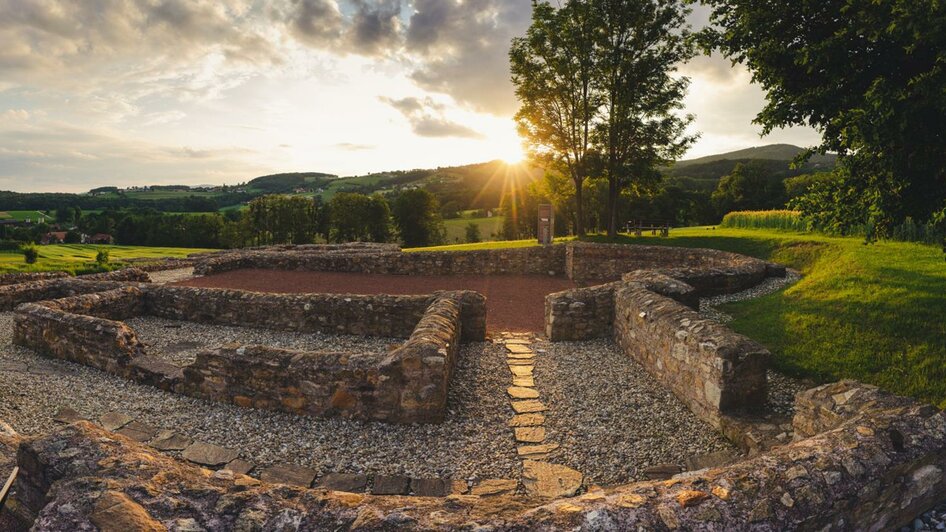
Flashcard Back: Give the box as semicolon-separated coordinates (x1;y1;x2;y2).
174;269;577;333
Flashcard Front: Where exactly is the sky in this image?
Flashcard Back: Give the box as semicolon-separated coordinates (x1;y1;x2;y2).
0;0;822;193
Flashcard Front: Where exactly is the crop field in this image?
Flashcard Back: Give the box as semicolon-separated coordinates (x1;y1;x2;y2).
0;244;210;274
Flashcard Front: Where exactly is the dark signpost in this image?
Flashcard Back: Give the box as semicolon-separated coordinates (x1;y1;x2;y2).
538;204;554;245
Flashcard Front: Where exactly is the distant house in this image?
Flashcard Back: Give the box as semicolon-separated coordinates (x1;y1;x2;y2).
41;232;68;245
88;233;114;245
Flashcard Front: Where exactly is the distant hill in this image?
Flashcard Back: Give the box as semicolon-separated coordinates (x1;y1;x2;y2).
675;144;837;168
246;172;337;194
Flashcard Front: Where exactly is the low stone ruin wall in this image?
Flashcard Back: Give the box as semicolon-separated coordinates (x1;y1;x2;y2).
613;283;769;428
0;271;69;285
546;271;701;341
565;241;783;288
0;268;151;311
13;285;483;424
195;244;567;278
8;380;946;530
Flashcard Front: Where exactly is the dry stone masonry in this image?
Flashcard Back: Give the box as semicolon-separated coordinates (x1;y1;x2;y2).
0;243;943;529
13;284;486;424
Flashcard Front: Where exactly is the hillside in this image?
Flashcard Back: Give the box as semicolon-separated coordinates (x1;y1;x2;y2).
675;144;837;168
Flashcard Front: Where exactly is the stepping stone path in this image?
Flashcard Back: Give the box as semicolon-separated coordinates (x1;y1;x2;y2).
498;333;583;499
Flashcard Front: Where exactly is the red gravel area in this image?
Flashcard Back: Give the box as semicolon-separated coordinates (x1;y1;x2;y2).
174;269;577;333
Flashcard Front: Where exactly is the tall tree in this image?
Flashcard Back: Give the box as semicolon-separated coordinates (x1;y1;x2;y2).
702;0;946;238
392;189;445;247
511;1;600;236
592;0;697;237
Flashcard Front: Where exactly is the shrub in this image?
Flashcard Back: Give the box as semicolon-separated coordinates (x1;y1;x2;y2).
465;222;482;243
22;245;39;264
95;249;110;265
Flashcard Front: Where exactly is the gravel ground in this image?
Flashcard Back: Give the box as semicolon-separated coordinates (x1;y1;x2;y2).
126;317;396;367
147;267;196;284
0;312;518;479
532;337;739;486
699;269;803;323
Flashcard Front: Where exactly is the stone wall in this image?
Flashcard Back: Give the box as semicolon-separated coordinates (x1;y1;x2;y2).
545;271;700;342
13;288;147;375
613;283;769;427
177;294;462;423
13;285;479;424
195;245;567;277
565;241;782;289
0;268;151;311
545;282;619;341
0;271;69;285
11;380;946;530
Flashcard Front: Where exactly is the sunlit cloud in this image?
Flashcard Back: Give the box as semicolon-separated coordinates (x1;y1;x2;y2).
0;0;821;192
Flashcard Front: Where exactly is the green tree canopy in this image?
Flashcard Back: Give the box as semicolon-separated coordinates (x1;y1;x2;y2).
702;0;946;236
392;189;445;247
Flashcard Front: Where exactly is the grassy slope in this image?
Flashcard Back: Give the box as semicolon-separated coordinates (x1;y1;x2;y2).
410;228;946;407
0;245;210;274
443;216;505;244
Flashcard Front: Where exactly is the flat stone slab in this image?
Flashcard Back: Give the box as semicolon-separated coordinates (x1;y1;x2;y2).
470;479;518;497
686;450;741;471
53;407;84;424
511;400;547;414
509;365;533;377
411;478;448;497
522;460;583;499
508;413;545;427
507;352;535;360
260;464;317;487
517;443;559;459
181;442;239;467
505;344;533;354
515;427;546;443
503;339;532;345
99;412;133;432
507;386;539;399
318;473;368;493
224;459;255;476
512;376;535;387
372;475;410;495
643;463;683;480
150;430;193;452
116;421;158;443
507;358;534;366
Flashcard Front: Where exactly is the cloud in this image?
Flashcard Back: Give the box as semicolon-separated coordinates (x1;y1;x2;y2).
0;118;264;192
334;142;375;151
281;0;345;48
348;0;402;55
405;0;532;115
381;96;483;139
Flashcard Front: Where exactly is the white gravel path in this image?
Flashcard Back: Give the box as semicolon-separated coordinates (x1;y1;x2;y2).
532;337;739;486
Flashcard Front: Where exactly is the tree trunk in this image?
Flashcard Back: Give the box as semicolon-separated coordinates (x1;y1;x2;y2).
574;176;586;237
607;172;618;238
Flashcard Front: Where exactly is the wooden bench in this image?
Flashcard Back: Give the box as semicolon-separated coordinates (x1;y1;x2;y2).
625;220;671;237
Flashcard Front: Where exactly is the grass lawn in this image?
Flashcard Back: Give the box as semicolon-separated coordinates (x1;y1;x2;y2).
0;210;54;223
443;215;505;244
413;228;946;408
0;244;211;274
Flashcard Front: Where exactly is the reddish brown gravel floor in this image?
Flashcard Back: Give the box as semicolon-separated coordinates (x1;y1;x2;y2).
174;269;577;333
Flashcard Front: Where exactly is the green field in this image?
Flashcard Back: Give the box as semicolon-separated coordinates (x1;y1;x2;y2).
443;215;505;244
413;228;946;408
0;210;54;223
0;245;210;274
